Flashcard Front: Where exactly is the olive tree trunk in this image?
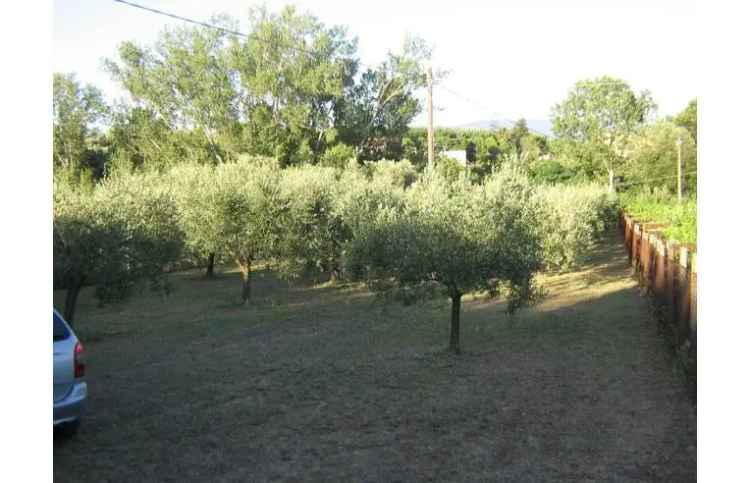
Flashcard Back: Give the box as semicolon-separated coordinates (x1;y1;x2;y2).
205;252;216;278
449;290;462;354
239;260;252;305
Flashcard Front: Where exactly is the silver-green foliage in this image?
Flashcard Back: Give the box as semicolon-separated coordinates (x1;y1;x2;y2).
364;159;418;189
346;165;545;352
166;163;223;268
535;183;618;269
279;165;347;280
53;172;184;322
210;158;289;303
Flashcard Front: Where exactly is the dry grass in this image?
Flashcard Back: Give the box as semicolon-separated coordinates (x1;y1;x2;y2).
53;232;696;482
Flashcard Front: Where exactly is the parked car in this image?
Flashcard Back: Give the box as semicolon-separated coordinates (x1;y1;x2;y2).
53;309;86;437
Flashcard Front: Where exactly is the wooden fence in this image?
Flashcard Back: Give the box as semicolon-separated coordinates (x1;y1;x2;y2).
619;211;697;378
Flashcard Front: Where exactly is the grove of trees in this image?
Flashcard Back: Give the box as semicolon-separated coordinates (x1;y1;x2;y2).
54;154;617;352
52;5;696;351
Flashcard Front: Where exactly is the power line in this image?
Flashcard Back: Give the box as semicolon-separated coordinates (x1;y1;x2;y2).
113;0;249;38
112;0;321;57
437;84;550;137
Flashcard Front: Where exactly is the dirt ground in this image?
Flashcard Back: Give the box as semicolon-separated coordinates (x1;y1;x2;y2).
53;232;696;482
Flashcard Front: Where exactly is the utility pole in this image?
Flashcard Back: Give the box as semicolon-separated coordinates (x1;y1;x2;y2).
427;66;435;171
676;135;683;203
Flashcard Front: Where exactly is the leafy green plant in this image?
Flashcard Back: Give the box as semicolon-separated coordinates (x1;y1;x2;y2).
535;183;618;269
53;172;184;324
211;158;290;304
280;165;349;282
620;190;697;245
346;166;544;354
365;159;418;188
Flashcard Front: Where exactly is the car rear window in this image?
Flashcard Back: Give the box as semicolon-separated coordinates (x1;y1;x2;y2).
53;311;70;342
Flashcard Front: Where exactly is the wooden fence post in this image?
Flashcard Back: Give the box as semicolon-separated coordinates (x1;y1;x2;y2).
653;236;666;306
639;227;650;286
665;240;678;326
624;216;632;260
643;232;654;291
632;224;640;272
677;247;692;345
690;253;697;347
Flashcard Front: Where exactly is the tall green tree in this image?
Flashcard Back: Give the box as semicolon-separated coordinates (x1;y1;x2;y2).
228;6;358;165
551;76;655;191
623;120;697;194
674;98;697;143
107;105;186;174
53;73;109;184
335;34;432;161
105;18;239;165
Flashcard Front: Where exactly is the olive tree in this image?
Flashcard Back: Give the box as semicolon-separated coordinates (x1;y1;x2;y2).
279;165;349;282
346;167;544;354
167;163;224;277
534;183;618;269
53;173;184;324
211;158;289;304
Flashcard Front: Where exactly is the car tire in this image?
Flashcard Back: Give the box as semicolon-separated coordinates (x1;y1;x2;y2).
56;420;80;439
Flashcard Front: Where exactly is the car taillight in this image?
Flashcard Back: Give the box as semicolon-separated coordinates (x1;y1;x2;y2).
74;341;85;378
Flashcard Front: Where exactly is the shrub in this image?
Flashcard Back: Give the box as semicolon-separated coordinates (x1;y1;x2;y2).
320;143;356;169
434;155;466;183
365;159;418;189
334;163;408;238
535;183;618;269
620;189;697;245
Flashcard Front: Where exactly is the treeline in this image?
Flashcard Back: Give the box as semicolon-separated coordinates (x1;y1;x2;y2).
54;6;433;185
52;4;696;199
54;159;616;353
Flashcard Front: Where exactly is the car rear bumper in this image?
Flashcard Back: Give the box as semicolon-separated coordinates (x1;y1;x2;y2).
53;382;87;425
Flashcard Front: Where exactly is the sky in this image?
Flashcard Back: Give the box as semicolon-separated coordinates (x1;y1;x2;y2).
54;0;697;127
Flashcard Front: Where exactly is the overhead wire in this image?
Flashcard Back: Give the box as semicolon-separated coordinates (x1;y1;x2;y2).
113;0;323;57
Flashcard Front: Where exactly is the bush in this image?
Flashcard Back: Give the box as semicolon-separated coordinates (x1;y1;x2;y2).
320;143;356;169
365;159;418;189
535;183;618;269
53;172;185;323
435;155;466;183
334;163;408;239
620;189;697;245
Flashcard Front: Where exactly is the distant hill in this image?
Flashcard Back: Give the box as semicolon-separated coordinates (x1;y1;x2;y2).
452;119;554;137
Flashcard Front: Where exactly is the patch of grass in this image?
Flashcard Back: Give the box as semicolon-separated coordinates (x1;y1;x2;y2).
53;235;695;482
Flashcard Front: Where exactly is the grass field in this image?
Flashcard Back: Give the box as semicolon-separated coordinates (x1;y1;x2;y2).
53;231;696;482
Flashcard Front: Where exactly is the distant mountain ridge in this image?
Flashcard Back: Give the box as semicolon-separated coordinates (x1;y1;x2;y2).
452;119;553;137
